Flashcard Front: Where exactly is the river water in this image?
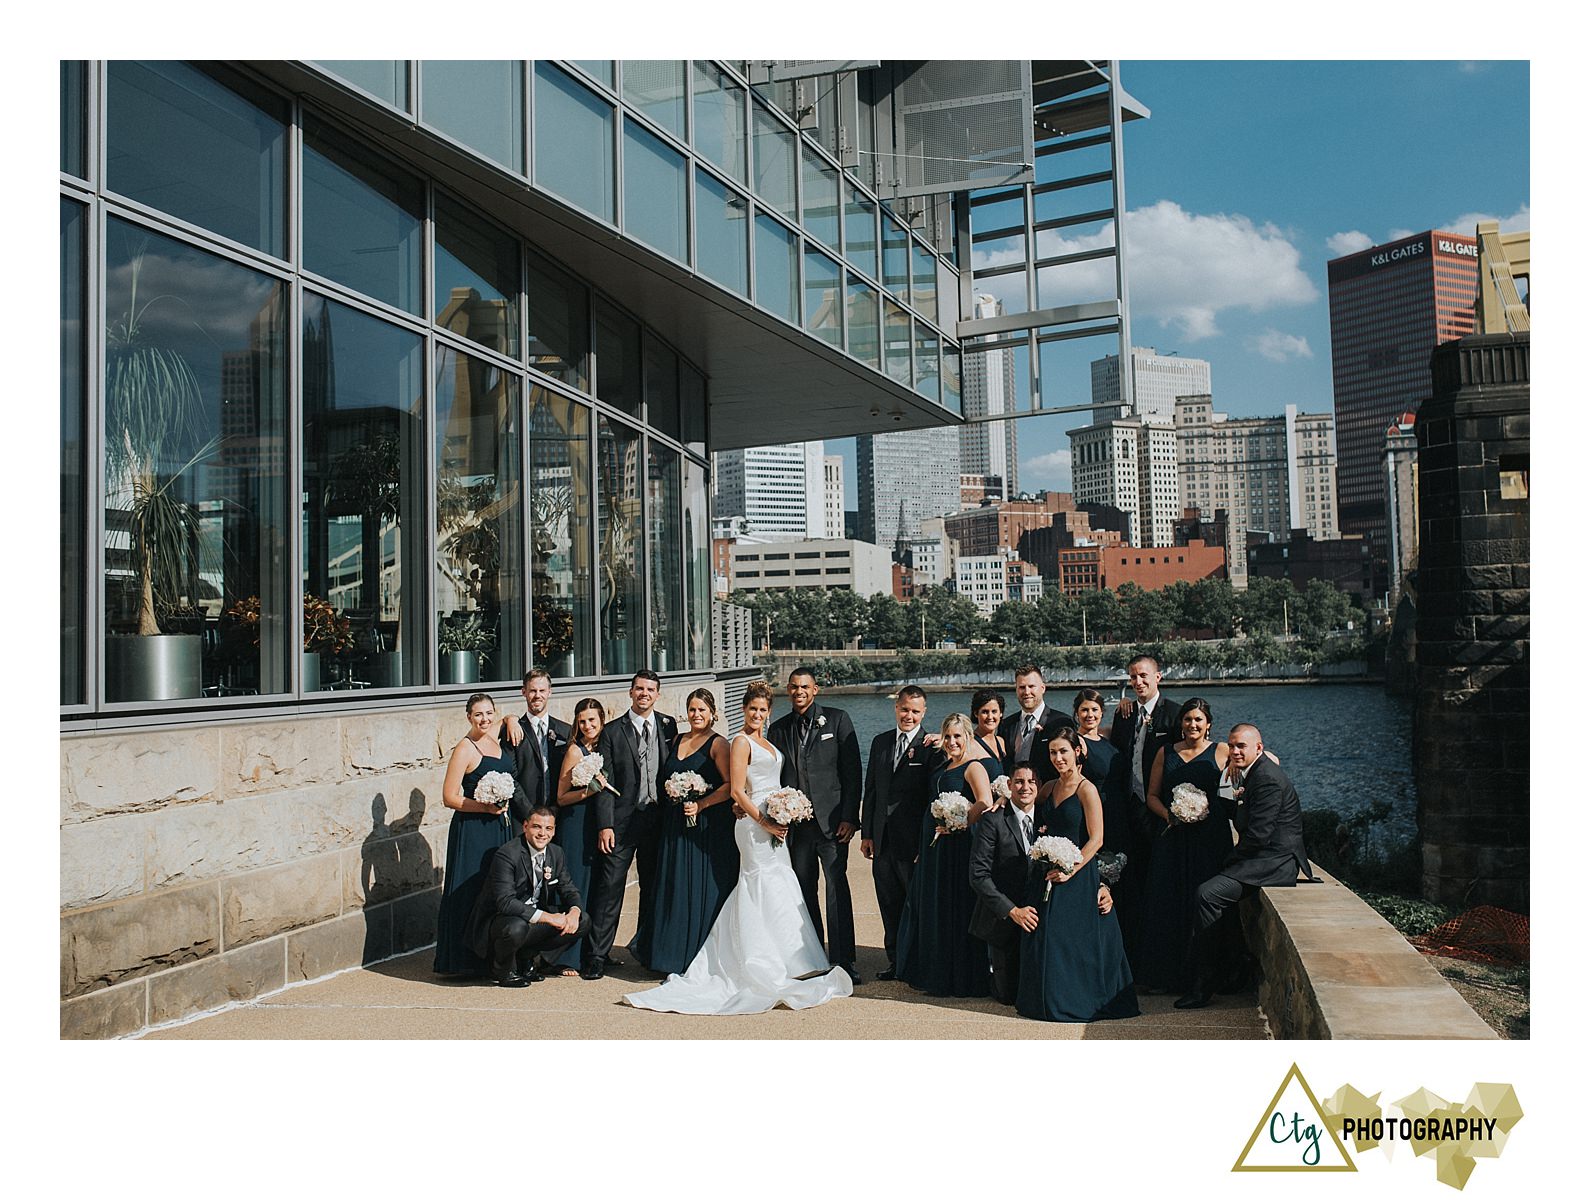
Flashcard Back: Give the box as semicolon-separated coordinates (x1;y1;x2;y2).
768;682;1415;855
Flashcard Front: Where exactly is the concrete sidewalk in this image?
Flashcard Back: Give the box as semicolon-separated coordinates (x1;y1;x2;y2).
146;848;1268;1040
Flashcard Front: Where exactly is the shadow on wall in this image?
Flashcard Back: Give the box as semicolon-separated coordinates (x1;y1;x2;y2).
361;788;438;964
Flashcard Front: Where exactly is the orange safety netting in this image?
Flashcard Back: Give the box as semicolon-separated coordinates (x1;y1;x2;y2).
1411;905;1529;966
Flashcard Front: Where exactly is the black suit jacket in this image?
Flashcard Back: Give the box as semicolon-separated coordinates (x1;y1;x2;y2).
465;838;583;958
860;728;944;856
592;711;678;842
1108;693;1179;815
768;703;863;834
1223;757;1312;887
998;704;1075;783
502;713;574;824
969;805;1039;947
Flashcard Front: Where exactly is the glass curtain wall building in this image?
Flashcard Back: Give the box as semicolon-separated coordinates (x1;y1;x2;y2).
61;60;967;718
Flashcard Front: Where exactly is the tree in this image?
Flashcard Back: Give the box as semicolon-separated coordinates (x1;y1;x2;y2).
1116;582;1177;642
990;599;1043;644
1297;578;1352;639
1076;588;1124;643
1184;576;1237;637
864;592;913;648
826;589;869;648
1238;576;1294;636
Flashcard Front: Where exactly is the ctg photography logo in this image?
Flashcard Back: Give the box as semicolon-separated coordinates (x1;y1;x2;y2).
1232;1064;1524;1190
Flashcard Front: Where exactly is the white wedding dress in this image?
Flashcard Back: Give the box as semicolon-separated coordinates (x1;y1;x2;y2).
624;735;854;1015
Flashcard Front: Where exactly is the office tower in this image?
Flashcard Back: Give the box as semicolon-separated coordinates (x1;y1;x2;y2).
1091;345;1212;422
1068;417;1179;548
960;294;1019;498
857;426;961;547
822;454;845;539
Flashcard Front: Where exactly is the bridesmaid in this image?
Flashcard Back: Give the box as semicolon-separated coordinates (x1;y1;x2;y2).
1073;687;1139;948
895;713;994;998
970;689;1009;797
547;698;609;975
1016;728;1138;1023
434;693;517;977
1133;698;1235;994
630;688;736;975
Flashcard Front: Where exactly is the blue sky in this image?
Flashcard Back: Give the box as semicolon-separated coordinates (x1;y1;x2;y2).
831;59;1530;500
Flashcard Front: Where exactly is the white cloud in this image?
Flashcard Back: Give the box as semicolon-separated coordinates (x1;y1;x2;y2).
1020;447;1072;490
972;200;1317;343
1248;329;1313;363
1458;62;1490;74
1387;227;1416;241
1442;202;1531;235
1327;230;1374;257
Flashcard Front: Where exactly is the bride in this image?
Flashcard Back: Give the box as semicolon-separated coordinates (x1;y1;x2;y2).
624;681;854;1015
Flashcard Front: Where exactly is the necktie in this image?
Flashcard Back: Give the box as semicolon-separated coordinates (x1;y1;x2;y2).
531;851;544;904
639;722;655;805
1021;712;1036;757
894;731;909;768
1132;705;1150;801
1018;811;1032;850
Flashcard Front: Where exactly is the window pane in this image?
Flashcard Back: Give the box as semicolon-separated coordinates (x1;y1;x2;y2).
847;276;880;368
103;219;289;702
683;458;711;670
622;61;686;140
695;169;749;296
647;445;684;669
802;148;840;254
421;61;523;172
435;347;524;685
571;61;614;88
942;343;962;415
302;294;427;691
534;63;615;222
845;187;877;280
884;299;911;386
61;61;86;177
912;239;938;325
754;214;797;322
303;116;424;313
752;104;796;220
622;119;687;262
528;388;595;677
594;300;642;416
434;194;521;358
527;252;589;391
317;60;409;110
692;62;746;184
645;336;680;438
915;322;940;402
62;199;86;704
681;365;707;457
597;416;644;674
804;246;841;348
107;62;287;257
882;213;910;304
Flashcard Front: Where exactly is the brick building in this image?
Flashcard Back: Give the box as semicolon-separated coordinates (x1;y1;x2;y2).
1098;538;1226;590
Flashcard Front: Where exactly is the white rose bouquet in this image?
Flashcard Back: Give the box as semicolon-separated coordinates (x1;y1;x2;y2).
1169;781;1210;826
990;775;1012;806
763;787;813;849
473;770;516;825
1030;835;1084;901
569;752;617;796
930;792;971;844
665;770;710;827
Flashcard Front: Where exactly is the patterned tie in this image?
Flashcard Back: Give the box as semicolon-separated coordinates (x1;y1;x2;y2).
531;850;544;905
1021;712;1036;759
639;721;655;806
895;730;909;769
1132;705;1150;801
1018;811;1033;851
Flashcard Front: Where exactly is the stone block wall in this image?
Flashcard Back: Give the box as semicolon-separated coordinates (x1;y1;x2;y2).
1415;333;1529;911
60;680;724;1038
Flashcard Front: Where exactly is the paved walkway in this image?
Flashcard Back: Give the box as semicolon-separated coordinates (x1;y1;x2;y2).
147;850;1268;1041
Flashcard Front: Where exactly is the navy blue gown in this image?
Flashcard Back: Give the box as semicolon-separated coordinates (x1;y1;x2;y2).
434;740;515;975
896;761;991;997
1134;741;1234;992
549;741;601;971
1016;783;1138;1023
629;733;738;975
1079;733;1142;951
974;734;1008;789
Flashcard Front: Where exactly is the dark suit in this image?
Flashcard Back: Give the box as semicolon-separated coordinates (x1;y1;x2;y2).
501;713;573;824
585;709;678;968
465;838;589;973
998;704;1075;783
768;703;863;966
968;804;1040;1004
860;727;944;967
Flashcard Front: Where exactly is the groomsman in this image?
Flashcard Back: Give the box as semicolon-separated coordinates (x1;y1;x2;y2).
769;668;863;983
501;668;573;823
1177;724;1313;1009
969;764;1043;1004
583;670;677;980
1108;653;1178;838
998;664;1074;783
466;807;588;987
860;685;943;981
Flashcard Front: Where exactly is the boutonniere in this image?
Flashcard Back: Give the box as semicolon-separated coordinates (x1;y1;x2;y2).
907;746;916;761
816;715;827;728
543;866;555;882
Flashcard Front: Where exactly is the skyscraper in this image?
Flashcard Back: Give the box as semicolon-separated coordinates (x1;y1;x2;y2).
1327;229;1478;549
712;441;826;540
960;294;1019;499
1068;417;1179;547
822;454;845;539
1091;346;1212;423
857;426;961;548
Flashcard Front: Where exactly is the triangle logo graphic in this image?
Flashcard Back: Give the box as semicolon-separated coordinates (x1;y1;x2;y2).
1233;1063;1357;1172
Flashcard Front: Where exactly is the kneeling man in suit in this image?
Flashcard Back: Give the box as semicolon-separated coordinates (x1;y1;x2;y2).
1176;723;1313;1009
467;806;589;988
969;764;1044;1004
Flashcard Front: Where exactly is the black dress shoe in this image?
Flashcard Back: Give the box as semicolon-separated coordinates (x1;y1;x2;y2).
495;971;533;989
1173;989;1213;1009
876;966;898;982
839;964;861;984
579;960;605;981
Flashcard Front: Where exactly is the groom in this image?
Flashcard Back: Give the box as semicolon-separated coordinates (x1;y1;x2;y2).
500;668;573;823
769;667;863;984
583;670;676;981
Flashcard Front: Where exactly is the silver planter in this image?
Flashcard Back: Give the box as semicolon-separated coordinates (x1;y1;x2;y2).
302;652;322;693
106;634;202;702
368;651;404;688
439;650;480;685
